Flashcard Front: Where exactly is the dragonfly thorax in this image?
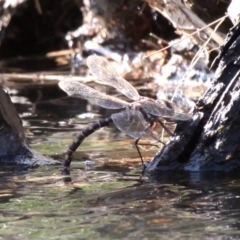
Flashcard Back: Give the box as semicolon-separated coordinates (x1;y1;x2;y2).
140;108;158;123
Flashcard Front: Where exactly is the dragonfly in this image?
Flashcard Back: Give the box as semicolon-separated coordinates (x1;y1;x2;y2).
59;55;192;172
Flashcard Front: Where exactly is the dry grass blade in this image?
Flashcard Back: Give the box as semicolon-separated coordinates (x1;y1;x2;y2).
145;0;225;48
0;73;95;83
171;14;227;102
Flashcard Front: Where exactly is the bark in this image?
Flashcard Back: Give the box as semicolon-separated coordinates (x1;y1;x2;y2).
147;22;240;172
0;86;58;165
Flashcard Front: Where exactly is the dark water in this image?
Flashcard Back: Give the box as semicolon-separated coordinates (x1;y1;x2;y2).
1;82;240;239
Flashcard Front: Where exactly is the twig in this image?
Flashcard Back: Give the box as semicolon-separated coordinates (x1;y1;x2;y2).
0;73;95;83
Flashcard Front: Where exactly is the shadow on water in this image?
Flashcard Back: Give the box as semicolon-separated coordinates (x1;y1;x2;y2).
1;81;240;239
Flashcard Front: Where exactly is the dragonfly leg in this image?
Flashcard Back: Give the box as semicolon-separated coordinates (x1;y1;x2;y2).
149;122;166;145
136;142;160;149
157;119;174;136
134;138;148;176
136;140;162;176
134;138;161;165
134;138;144;166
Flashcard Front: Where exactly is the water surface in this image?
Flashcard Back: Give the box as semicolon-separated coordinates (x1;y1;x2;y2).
1;81;240;239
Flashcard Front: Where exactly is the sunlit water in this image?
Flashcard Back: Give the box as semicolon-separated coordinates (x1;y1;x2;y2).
1;82;240;239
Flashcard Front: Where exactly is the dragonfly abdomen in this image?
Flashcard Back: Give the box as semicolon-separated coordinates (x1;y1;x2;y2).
62;117;113;169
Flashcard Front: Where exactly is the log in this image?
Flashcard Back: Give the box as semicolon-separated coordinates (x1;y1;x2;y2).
0;85;58;165
147;22;240;172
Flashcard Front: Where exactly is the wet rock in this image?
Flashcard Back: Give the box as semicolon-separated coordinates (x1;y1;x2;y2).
0;86;59;166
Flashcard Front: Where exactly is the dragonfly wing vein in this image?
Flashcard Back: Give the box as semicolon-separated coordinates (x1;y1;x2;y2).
87;55;140;101
59;80;129;109
140;99;192;121
111;110;159;140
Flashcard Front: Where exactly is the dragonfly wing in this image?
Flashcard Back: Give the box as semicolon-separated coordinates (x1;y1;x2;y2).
59;80;129;109
111;109;159;140
140;99;192;121
87;55;140;101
